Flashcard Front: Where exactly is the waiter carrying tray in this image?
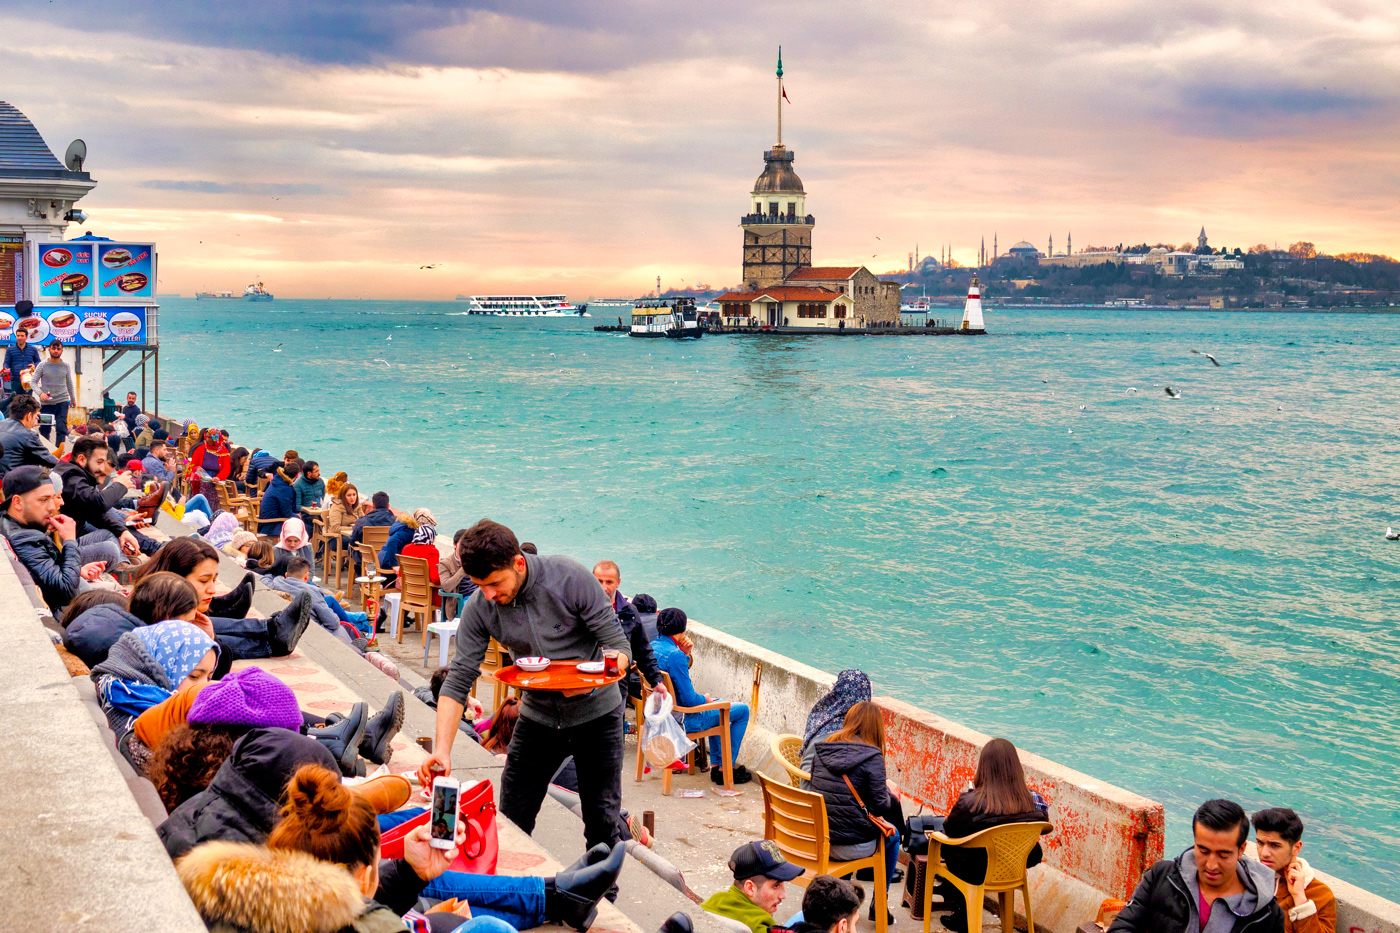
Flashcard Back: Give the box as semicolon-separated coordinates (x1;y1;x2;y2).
420;519;663;851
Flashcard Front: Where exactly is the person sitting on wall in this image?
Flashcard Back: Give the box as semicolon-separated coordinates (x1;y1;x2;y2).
0;392;58;475
701;841;804;933
593;560;662;704
931;737;1051;933
1108;799;1283;933
0;465;105;613
773;874;865;933
265;556;367;644
651;607;749;784
1252;808;1335;933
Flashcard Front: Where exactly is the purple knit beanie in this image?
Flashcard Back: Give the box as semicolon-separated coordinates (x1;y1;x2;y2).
188;667;302;731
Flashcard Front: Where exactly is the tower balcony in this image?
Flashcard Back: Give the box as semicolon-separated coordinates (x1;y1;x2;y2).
740;212;815;226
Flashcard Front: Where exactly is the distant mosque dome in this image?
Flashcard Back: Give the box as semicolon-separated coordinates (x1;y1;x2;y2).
752;144;805;194
1147;247;1168;255
1007;240;1039;257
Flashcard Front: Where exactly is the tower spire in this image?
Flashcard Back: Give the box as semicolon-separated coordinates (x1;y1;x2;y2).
776;47;784;146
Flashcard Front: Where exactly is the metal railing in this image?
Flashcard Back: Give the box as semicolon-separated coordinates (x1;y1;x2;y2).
740;213;816;226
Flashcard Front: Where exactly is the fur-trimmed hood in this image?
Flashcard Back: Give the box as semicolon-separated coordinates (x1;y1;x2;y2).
177;841;365;933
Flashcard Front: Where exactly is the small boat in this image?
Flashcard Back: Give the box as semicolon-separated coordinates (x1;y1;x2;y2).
244;280;273;301
458;295;589;316
630;297;702;339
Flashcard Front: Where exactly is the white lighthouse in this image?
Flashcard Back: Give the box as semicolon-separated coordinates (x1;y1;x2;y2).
961;273;985;331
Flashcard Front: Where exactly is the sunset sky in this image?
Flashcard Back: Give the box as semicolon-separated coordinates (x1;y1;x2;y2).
5;1;1398;299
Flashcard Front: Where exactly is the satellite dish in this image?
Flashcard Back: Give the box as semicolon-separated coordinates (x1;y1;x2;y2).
64;139;87;173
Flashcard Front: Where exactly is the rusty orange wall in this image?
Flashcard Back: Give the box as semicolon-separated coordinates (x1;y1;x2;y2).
878;696;1164;900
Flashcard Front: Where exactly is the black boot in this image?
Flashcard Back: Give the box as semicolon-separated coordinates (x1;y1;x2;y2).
546;841;626;932
209;573;256;619
359;690;404;765
660;913;694;933
870;901;895;926
711;764;753;785
562;843;611;873
309;702;367;776
267;591;313;655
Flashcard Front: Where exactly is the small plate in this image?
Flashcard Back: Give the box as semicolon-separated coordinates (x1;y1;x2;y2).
576;661;605;674
515;657;551;672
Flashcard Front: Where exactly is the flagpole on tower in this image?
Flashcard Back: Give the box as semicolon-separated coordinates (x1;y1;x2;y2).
776;46;783;146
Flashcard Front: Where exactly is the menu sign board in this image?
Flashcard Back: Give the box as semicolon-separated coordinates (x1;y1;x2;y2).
96;244;154;300
37;242;94;299
0;306;147;346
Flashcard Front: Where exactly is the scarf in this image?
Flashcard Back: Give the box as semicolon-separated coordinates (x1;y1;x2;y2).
277;517;307;551
410;520;437;546
135;413;150;429
802;669;872;751
205;512;240;549
130;621;220;685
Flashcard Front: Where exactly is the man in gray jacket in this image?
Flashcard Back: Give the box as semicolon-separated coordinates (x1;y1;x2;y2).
33;340;75;447
419;519;632;854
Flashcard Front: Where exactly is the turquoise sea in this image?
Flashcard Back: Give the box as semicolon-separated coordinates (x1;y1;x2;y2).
152;298;1400;898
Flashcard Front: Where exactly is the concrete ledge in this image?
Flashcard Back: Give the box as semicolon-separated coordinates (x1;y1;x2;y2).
0;543;206;933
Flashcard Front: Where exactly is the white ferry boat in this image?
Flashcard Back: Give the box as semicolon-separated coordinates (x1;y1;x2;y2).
244;280;273;301
631;297;702;339
457;295;589;317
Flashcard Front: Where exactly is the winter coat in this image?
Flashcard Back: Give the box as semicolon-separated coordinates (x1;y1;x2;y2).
653;634;707;708
0;416;58;473
615;593;661;691
1275;859;1335;933
257;471;299;535
809;740;894;846
159;727;341;859
63;603;146;667
397;542;441;585
190;443;231;482
324;499;368;538
244;451;279;486
121;402;141;429
376;520;415;571
293;475;325;512
439;548;465;593
940;788;1050;884
176;841;406;933
1108;849;1283;933
349;507;394;546
54;460;128;538
0;513;82;613
4;344;40;386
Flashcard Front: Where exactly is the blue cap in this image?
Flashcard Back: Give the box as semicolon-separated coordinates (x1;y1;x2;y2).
729;840;803;882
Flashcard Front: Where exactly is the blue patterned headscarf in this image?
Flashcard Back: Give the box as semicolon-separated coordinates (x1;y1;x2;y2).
802;669;872;751
129;621;219;685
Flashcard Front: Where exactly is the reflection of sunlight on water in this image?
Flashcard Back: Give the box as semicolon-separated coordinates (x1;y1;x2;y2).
158;299;1400;898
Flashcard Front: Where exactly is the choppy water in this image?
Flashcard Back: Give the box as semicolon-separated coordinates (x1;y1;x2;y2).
153;298;1400;897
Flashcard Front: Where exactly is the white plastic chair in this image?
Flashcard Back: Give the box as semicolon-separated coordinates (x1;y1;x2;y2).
424;617;459;667
383;592;402;639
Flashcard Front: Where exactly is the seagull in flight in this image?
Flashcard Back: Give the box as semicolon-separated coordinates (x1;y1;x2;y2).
1190;349;1221;366
273;343;283;353
419;264;438;269
373;359;391;367
1164;386;1182;399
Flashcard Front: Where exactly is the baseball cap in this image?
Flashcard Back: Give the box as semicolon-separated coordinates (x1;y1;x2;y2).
2;465;50;501
729;840;803;883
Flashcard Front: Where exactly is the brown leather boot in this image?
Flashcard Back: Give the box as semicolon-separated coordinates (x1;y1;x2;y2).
348;774;411;814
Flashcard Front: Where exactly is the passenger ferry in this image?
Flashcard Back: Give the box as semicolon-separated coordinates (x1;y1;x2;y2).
630;297;702;339
456;295;589;317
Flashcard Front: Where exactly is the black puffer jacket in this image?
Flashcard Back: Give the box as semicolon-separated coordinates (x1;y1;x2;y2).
809;740;893;846
159;728;340;859
63;604;145;667
0;417;57;473
1;513;81;612
1107;849;1283;933
54;460;128;538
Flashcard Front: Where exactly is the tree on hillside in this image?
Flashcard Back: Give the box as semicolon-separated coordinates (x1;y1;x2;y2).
1288;241;1318;259
1248;244;1272;254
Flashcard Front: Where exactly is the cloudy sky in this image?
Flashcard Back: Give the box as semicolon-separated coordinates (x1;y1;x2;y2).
5;1;1398;298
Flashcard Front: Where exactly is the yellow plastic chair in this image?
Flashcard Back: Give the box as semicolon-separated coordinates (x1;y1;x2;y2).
771;733;809;786
756;772;888;933
922;821;1052;933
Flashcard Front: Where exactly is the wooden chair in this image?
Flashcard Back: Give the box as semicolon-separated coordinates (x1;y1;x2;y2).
922;822;1052;933
471;637;513;711
633;672;734;793
214;482;256;531
394;554;438;644
323;531;350;592
756;772;888;933
771;733;809;786
354;525;392;605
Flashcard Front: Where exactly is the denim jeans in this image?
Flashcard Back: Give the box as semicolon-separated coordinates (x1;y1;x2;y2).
828;827;900;885
683;701;750;767
500;703;624;851
77;530;123;572
210;615;273;660
183;494;213;519
430;914;521;933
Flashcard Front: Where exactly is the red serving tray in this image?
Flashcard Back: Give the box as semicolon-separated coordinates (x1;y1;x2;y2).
493;660;625;697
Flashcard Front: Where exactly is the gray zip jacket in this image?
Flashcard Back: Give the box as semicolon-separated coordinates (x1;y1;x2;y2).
33;358;75;404
439;553;629;728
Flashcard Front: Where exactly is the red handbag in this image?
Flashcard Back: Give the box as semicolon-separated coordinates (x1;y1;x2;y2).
379;778;499;875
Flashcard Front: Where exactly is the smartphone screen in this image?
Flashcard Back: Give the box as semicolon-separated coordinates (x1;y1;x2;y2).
430;778;460;847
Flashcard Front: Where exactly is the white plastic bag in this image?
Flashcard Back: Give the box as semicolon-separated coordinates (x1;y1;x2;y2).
641;690;696;768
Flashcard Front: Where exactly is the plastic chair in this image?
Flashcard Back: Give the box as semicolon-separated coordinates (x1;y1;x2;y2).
471;637;512;710
921;821;1052;933
395;554;438;644
634;672;734;793
771;733;809;786
756;772;888;933
355;525;392;605
424;617;459;667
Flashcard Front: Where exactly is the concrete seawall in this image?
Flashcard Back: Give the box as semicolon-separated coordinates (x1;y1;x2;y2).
684;620;1400;933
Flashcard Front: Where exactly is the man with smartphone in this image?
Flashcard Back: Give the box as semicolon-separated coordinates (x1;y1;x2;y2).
419;519;634;856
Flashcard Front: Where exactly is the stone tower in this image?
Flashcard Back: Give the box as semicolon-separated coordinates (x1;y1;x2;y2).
740;49;813;289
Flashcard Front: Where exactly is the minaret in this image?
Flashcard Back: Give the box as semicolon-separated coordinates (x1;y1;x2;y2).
738;48;813;289
1048;234;1053;257
993;233;998;261
1067;231;1072;256
980;236;985;267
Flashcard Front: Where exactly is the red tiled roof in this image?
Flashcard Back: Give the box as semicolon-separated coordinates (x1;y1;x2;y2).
784;266;861;281
715;286;843;302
